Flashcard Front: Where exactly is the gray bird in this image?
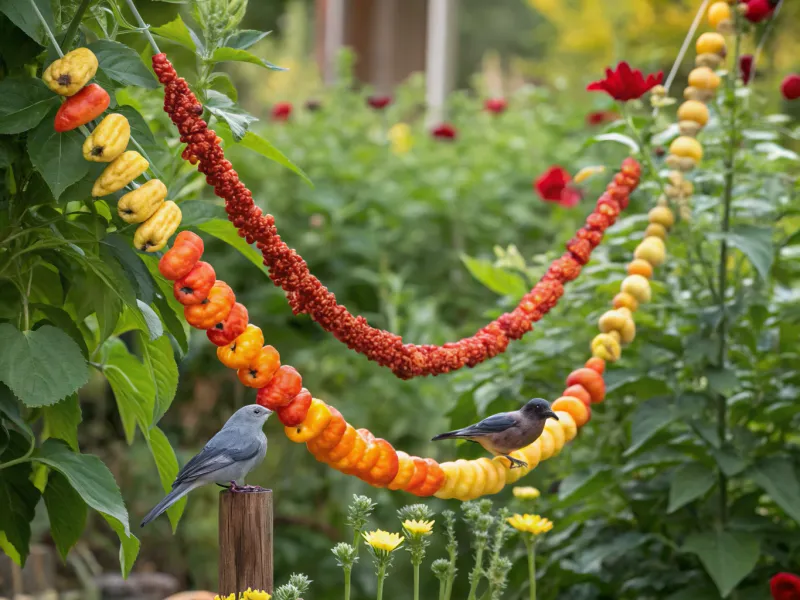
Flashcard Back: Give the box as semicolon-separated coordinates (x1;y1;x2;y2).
431;398;558;469
141;404;272;527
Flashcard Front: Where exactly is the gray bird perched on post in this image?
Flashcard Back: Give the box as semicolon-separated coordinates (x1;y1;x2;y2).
431;398;558;469
141;404;272;527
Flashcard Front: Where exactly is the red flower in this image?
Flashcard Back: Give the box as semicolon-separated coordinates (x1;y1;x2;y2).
367;95;392;110
739;55;755;85
743;0;774;22
484;98;508;114
535;166;582;208
771;573;800;600
431;123;457;140
271;102;292;121
586;110;618;126
781;74;800;101
587;62;664;101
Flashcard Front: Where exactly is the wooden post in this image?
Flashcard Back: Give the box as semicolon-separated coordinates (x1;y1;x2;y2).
219;490;273;596
425;0;459;126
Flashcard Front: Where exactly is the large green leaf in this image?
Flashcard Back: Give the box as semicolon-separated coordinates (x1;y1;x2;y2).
750;457;800;525
0;78;60;134
0;323;89;407
205;90;258;142
209;46;285;71
558;466;613;503
0;0;54;45
717;225;774;280
113;301;164;342
667;463;716;513
43;471;87;560
88;40;158;89
139;334;178;424
0;384;34;441
151;14;197;51
0;432;41;566
103;236;157;305
102;338;155;443
140;255;189;355
625;396;687;456
91;272;124;346
224;29;270;50
460;255;528;298
683;530;759;598
26;111;90;200
42;394;82;451
147;427;185;531
34;440;138;576
196;219;268;274
30;303;89;359
215;123;310;185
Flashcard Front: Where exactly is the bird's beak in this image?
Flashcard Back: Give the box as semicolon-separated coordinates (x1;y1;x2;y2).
545;410;559;421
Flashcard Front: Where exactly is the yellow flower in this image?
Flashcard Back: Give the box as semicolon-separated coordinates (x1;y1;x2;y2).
363;529;404;552
243;589;271;600
512;486;540;500
507;514;554;536
574;165;605;184
388;123;413;155
213;595;235;600
403;519;435;536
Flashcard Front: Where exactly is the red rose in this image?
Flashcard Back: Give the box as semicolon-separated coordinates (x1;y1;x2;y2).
535;166;582;208
781;74;800;101
367;95;392;110
744;0;773;22
771;572;800;600
431;123;457;140
739;55;755;85
587;62;664;102
484;98;508;114
586;110;618;126
271;102;292;121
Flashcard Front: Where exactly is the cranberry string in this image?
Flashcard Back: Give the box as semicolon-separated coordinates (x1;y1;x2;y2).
152;53;641;379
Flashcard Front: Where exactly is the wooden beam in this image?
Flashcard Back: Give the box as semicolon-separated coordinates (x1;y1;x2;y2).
219;490;273;596
323;0;347;84
425;0;459;125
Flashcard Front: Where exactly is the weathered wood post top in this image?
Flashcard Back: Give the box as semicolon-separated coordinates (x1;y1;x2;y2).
219;489;273;596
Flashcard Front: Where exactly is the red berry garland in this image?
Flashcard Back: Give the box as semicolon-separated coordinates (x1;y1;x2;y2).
152;53;640;379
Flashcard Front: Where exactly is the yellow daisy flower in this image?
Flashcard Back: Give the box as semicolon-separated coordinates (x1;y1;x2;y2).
243;589;271;600
363;529;404;553
213;595;235;600
507;513;554;536
388;123;413;155
512;486;541;500
403;519;435;536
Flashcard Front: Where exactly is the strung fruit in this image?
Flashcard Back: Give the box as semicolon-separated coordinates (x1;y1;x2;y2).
537;430;556;460
43;48;98;96
217;324;264;369
173;261;216;305
276;389;313;427
284;399;332;443
645;223;668;241
551;396;590;427
598;309;635;343
54;83;110;132
404;457;429;493
688;67;722;91
563;384;592;405
612;291;639;312
330;430;366;471
93;151;149;197
634;236;667;267
518;441;541;472
591;333;622;361
367;439;400;486
566;367;605;403
159;231;204;281
433;462;459;499
324;424;358;461
696;32;726;56
554;412;578;442
238;345;281;389
306;407;347;452
707;1;731;28
117;179;167;223
207;302;249;347
133;201;181;252
621;274;652;303
627;258;654;278
349;431;381;477
677;100;709;127
387;451;416;491
184;281;235;329
83;113;130;162
584;357;605;375
255;365;302;408
670;136;703;163
409;459;445;497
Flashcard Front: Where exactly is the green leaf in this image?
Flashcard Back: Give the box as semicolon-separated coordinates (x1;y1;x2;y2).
103;235;157;305
589;133;640;153
151;15;196;50
750;457;800;525
625;396;687;456
0;384;34;441
139;334;178;424
0;137;16;168
179;200;227;227
113;105;168;171
42;394;82;452
146;427;185;531
683;530;759;598
667;463;716;513
207;71;238;102
0;324;89;407
102;338;154;443
215;123;310;185
558;466;613;503
205;90;258;142
712;448;748;477
718;225;774;280
88;40;158;89
460;255;528;298
196;219;268;274
140;255;189;355
0;432;41;566
102;514;140;578
26;110;90;200
0;0;54;44
224;29;271;50
705;367;740;397
30;303;89;359
34;439;138;576
0;78;60;134
209;46;286;71
91;272;124;345
43;471;87;561
113;301;164;341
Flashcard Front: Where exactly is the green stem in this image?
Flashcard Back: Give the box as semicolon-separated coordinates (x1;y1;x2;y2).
467;546;484;600
0;430;35;471
123;0;161;54
60;0;92;51
527;539;536;600
621;108;666;196
376;564;386;600
439;579;446;600
444;571;455;600
413;561;420;600
343;567;351;600
27;0;63;57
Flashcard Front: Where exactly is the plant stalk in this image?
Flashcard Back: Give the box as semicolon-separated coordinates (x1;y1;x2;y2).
343;567;351;600
527;538;536;600
467;546;484;600
376;563;386;600
413;561;420;600
60;0;92;51
123;0;161;54
27;0;64;57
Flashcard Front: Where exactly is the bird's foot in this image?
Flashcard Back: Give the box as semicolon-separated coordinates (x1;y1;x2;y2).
229;482;266;493
504;456;528;469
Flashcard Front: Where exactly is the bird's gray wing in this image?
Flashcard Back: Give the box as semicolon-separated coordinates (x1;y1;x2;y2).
459;413;518;437
173;432;262;487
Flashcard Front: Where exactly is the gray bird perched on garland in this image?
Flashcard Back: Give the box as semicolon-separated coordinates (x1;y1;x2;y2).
141;404;271;527
431;398;558;469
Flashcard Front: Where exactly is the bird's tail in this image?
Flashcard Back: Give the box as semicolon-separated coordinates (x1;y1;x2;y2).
431;429;468;441
141;483;194;527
